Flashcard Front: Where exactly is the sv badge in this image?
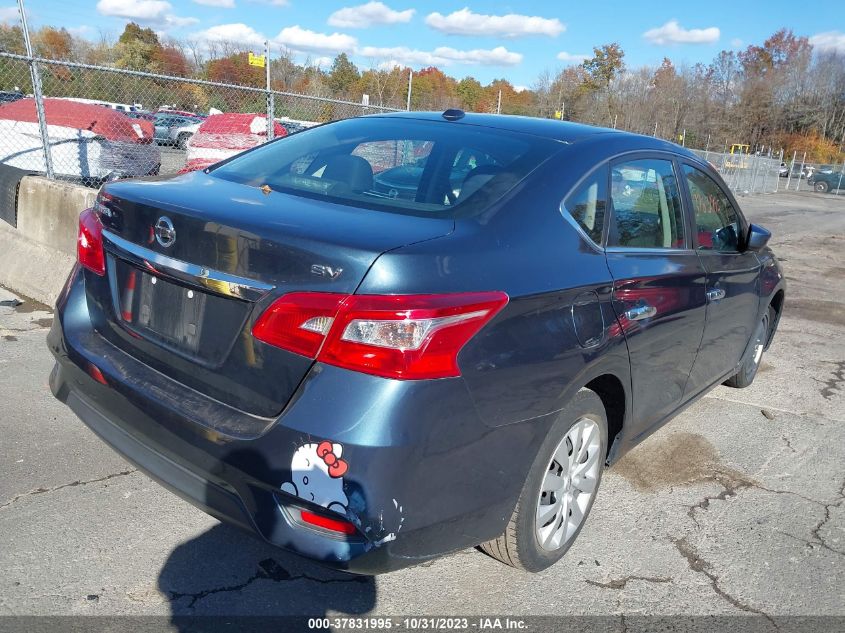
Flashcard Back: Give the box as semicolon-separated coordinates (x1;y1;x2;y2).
311;264;343;279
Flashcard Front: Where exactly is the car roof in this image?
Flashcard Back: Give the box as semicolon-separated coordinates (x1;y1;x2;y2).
369;110;699;159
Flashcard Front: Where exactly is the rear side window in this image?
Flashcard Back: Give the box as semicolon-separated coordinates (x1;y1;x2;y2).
683;165;742;252
608;158;685;249
210;117;561;217
562;165;608;245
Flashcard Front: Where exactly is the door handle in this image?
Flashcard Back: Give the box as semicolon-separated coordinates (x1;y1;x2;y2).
707;288;726;302
624;303;656;321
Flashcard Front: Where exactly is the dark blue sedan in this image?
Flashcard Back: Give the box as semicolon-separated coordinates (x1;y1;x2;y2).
48;111;784;573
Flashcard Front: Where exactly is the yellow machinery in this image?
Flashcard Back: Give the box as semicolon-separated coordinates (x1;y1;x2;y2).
725;143;750;169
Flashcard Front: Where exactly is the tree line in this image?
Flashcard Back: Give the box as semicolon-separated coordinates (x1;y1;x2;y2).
0;22;842;161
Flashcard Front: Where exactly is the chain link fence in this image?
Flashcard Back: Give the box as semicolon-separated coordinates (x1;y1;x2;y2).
0;51;401;187
1;45;842;199
686;145;845;197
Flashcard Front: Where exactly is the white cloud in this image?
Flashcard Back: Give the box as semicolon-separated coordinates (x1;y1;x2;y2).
425;8;563;38
311;56;333;68
97;0;171;20
96;0;197;29
274;25;357;54
328;2;414;28
194;22;265;46
192;0;235;7
643;20;720;45
810;31;845;55
0;6;18;23
435;45;522;65
359;44;522;67
513;85;528;93
556;51;589;64
376;59;407;70
165;14;200;27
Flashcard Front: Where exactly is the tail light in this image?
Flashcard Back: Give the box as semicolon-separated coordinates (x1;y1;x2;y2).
252;291;508;380
77;208;105;276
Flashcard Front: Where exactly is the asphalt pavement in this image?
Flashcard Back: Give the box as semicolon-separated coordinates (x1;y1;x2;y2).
0;191;843;623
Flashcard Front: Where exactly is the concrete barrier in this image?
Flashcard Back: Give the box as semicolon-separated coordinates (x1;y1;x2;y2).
0;176;95;306
17;176;97;256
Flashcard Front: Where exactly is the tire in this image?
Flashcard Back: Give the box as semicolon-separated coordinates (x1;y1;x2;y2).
724;307;773;388
814;180;829;193
479;388;608;572
177;133;191;150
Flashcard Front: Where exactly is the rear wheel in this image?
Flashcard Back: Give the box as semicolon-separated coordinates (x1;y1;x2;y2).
815;180;829;193
725;307;773;388
479;389;607;572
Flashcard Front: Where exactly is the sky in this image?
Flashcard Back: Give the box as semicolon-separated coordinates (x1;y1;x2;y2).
7;0;845;87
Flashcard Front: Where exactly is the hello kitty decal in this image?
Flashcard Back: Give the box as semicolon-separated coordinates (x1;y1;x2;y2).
281;440;350;513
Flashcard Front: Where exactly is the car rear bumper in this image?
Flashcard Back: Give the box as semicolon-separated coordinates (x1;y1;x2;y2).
48;269;550;574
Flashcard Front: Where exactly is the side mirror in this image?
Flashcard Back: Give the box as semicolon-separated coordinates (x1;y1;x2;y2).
746;223;771;251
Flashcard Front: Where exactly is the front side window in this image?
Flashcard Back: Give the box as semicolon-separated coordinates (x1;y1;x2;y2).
608;159;685;249
211;118;561;217
683;165;742;252
562;165;608;245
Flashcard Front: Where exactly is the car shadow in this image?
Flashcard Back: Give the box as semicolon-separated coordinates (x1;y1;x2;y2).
157;522;376;622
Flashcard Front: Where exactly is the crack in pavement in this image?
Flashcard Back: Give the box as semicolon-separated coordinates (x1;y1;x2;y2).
166;558;368;609
703;394;841;425
687;468;844;557
0;469;137;510
586;575;672;590
686;471;825;527
814;360;845;401
670;537;776;627
806;476;845;556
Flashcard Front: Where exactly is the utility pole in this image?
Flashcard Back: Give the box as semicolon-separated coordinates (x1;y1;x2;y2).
18;0;53;178
496;90;501;114
406;69;413;111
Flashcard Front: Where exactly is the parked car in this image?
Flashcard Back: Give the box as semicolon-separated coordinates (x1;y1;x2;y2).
49;111;784;574
0;98;160;185
180;113;286;173
153;113;203;147
155;108;206;119
124;111;156;123
276;117;319;135
64;98;143;113
808;168;844;193
0;90;24;104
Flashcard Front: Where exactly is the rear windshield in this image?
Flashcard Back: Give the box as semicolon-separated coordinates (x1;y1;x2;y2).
210;117;562;216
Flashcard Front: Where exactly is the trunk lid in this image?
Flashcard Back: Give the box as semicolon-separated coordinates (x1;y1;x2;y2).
90;170;453;418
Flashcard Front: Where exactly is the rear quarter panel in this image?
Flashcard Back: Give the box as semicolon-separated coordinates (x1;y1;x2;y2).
357;145;632;431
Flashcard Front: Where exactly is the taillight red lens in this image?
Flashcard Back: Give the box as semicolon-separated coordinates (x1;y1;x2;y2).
252;291;508;380
78;208;105;276
252;292;347;357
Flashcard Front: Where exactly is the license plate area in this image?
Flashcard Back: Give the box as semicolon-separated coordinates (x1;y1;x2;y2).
110;257;250;365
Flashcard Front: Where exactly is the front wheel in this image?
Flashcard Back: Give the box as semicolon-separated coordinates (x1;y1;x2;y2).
725;307;773;388
815;180;829;193
479;389;607;572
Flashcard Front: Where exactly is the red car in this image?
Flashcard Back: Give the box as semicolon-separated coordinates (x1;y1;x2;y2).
180;113;287;173
0;98;159;183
